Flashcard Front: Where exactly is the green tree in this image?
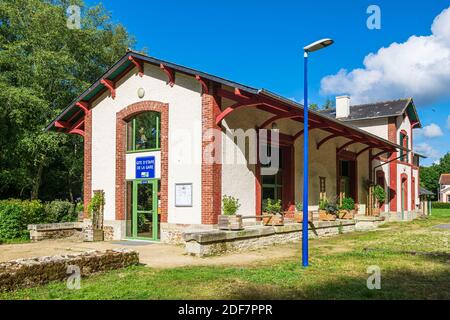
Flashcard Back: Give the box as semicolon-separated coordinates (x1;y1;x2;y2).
420;153;450;199
309;103;318;111
0;0;135;200
322;98;335;110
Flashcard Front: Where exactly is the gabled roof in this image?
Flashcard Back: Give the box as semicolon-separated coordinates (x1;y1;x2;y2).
319;98;422;128
44;51;409;154
439;174;450;185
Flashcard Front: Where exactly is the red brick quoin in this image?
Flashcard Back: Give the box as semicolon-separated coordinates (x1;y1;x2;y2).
201;84;222;224
83;111;92;219
116;101;169;222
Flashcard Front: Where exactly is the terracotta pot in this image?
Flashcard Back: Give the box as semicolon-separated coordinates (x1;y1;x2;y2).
338;210;354;220
319;210;337;221
218;215;243;230
294;211;313;223
262;214;284;226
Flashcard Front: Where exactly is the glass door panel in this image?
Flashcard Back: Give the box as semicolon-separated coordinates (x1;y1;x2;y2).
131;179;159;240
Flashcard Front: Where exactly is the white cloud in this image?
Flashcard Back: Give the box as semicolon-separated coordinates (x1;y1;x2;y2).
417;123;444;138
447;115;450;130
414;142;441;159
321;6;450;105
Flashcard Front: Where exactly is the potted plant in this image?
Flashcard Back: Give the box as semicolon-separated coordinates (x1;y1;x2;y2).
262;199;284;226
372;185;386;216
339;197;355;219
218;195;243;230
294;201;313;223
318;198;338;221
88;190;105;241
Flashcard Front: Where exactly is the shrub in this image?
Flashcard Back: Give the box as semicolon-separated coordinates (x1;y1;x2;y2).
373;185;386;203
432;202;450;209
340;197;355;211
0;200;45;240
0;199;78;241
222;195;241;216
325;202;339;216
263;198;282;215
44;200;77;223
319;198;328;210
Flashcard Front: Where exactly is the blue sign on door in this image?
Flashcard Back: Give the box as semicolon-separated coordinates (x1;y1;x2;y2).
135;156;155;179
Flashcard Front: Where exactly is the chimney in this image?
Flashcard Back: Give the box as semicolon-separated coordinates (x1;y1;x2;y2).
336;95;350;118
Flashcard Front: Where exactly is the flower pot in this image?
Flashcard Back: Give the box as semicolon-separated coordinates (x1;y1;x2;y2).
262;214;284;226
218;215;243;230
319;210;337;221
338;210;354;220
372;208;381;216
294;211;313;223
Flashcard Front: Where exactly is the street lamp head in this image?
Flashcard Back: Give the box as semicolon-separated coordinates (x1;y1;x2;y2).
304;38;334;53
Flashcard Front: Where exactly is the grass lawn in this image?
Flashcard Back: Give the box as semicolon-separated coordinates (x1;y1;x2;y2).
1;210;449;300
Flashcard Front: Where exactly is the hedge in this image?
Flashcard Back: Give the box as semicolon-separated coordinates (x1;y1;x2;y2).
431;202;450;209
0;199;79;241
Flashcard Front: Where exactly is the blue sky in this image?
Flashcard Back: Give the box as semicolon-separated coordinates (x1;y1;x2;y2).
87;0;450;166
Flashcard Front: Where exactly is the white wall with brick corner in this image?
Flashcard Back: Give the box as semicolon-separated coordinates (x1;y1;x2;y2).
413;168;419;210
396;114;413;212
91;63;202;225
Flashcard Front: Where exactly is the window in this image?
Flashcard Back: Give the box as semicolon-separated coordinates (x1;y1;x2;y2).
127;112;160;152
262;145;283;203
399;131;409;162
319;177;326;200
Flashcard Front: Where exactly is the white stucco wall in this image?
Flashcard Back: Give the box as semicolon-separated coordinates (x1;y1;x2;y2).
349;118;389;140
91;63;202;223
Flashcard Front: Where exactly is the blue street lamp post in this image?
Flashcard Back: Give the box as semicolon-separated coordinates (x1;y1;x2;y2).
302;39;334;267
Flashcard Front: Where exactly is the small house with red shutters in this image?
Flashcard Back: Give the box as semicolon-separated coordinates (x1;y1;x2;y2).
46;51;424;242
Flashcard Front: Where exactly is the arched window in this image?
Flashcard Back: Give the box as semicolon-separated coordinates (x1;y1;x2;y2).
126;112;160;152
399;130;409;162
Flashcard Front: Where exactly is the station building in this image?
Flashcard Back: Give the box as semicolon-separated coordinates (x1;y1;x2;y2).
46;51;423;242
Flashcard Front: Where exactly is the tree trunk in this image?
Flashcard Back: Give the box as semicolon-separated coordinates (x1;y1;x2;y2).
30;162;44;200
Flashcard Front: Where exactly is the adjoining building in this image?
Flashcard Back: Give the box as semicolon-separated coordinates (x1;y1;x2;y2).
46;51;424;242
439;174;450;203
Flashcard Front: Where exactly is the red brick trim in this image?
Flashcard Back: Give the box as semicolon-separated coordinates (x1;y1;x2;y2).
201;84;222;224
116;101;169;222
388;117;398;212
401;173;408;212
83;112;92;218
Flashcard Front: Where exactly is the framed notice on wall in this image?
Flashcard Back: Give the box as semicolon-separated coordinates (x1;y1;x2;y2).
175;183;193;207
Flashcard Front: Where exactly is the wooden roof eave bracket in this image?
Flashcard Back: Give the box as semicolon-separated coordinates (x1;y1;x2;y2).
195;75;209;94
100;79;116;99
129;56;144;77
160;63;175;87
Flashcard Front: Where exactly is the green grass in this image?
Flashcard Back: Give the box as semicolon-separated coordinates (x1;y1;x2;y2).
1;210;449;300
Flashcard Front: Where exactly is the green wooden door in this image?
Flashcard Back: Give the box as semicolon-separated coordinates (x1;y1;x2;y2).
131;179;158;240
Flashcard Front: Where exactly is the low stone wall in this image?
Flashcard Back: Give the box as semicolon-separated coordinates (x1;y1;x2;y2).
28;222;83;242
0;249;139;292
354;215;387;231
184;220;355;257
160;223;216;244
